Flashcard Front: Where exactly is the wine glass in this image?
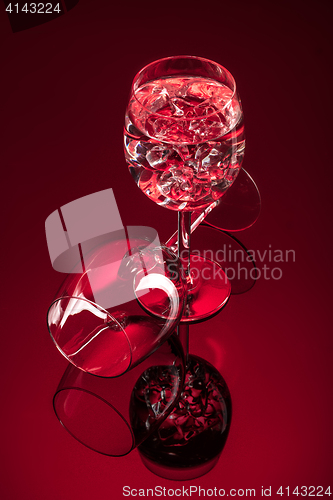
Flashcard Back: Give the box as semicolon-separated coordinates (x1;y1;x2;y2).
47;226;186;377
53;333;185;457
124;56;245;322
138;354;231;480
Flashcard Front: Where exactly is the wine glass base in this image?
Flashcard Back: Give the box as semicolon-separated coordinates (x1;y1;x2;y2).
190;224;258;295
139;452;221;481
181;256;231;323
201;168;261;232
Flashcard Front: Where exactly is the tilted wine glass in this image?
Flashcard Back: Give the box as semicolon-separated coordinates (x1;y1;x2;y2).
124;55;245;322
47;226;186;378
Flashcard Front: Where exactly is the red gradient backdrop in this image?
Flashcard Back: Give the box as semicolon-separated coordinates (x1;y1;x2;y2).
0;1;332;499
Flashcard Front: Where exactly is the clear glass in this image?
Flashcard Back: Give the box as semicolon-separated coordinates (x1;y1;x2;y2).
47;227;186;377
53;334;185;457
189;223;258;295
124;56;244;322
124;55;245;212
201;168;261;232
138;354;232;480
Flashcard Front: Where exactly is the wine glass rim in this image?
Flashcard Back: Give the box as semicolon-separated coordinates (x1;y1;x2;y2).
47;295;133;377
53;387;135;456
131;55;237;121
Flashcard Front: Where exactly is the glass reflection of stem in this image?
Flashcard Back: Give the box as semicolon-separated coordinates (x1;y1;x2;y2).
177;323;189;364
178;211;191;284
177;211;192;362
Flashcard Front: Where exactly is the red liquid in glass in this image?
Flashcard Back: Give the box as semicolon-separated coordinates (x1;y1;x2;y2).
138;355;232;470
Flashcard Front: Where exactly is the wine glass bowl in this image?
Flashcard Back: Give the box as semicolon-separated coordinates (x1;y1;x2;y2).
124;55;245;212
138;354;232;480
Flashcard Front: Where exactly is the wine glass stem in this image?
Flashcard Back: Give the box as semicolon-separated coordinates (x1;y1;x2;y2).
178;211;192;283
177;211;192;361
177;323;189;365
165;201;218;250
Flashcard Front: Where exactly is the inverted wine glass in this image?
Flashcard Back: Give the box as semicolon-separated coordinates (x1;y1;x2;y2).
138;354;231;480
124;55;245;322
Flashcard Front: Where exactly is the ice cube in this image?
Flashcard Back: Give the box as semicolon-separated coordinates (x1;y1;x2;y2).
163;77;189;98
193;100;215;117
149;93;169;113
175;78;191;98
186;79;222;100
146;145;172;167
151;84;170;97
174;144;189;160
169;98;185;117
149;117;173;140
157;172;173;196
201;148;224;168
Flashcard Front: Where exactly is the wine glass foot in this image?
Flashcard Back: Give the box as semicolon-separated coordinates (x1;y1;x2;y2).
181;256;231;323
138;355;231;480
202;168;261;232
190;224;258;295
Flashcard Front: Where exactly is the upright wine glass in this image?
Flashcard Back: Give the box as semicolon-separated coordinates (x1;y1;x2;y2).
124;56;245;322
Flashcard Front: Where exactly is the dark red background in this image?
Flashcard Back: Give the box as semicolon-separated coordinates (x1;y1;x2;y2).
1;1;332;498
